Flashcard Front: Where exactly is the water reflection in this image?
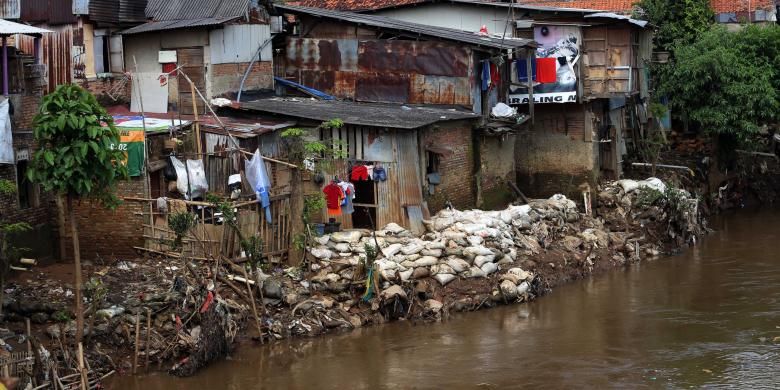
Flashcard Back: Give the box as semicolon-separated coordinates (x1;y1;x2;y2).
113;209;780;389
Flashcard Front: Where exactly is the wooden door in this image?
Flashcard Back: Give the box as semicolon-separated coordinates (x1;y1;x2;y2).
177;47;206;115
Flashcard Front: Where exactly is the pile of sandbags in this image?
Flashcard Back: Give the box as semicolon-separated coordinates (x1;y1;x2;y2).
306;195;586;289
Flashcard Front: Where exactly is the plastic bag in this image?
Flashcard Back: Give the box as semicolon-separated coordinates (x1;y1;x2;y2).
245;149;272;222
170;156;208;199
164;156;178;181
186;159;208;199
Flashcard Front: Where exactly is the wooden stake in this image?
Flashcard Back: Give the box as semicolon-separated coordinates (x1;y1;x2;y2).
133;313;140;375
189;81;202;155
145;308;151;370
77;342;87;390
25;318;31;354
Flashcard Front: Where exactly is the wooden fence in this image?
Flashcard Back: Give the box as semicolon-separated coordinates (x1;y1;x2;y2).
130;194;291;263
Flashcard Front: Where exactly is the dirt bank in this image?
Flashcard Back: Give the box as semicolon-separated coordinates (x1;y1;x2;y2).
0;177;707;386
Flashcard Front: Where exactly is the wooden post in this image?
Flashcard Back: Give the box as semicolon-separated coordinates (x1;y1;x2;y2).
77;342;87;390
145;308;151;370
190;81;202;155
132;312;140;374
526;50;534;125
2;36;8;96
26;318;32;354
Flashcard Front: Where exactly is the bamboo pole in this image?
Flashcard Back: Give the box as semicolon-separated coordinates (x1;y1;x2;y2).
77;342;87;390
145;308;151;370
189;81;202;155
132;313;140;375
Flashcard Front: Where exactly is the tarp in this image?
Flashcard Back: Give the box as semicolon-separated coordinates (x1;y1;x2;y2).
0;100;12;164
108;116;188;176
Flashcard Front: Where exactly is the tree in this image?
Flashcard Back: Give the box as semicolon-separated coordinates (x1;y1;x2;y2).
27;84;128;344
659;25;780;141
634;0;714;52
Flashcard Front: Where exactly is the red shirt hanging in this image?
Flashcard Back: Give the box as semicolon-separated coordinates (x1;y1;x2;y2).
323;183;344;215
535;58;557;84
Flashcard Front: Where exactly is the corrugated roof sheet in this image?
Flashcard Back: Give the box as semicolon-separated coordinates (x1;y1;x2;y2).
290;0;425;11
276;4;536;49
145;0;250;20
0;0;20;19
0;19;52;35
240;98;479;129
120;16;240;34
585;12;648;27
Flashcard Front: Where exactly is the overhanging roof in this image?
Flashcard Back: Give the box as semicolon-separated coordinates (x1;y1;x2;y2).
240;98;479;129
0;19;52;36
276;4;537;50
120;16;241;34
584;12;649;28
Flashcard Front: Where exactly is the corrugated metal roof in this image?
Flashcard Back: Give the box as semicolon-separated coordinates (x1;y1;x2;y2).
240;98;479;129
584;12;648;27
145;0;249;20
119;0;148;22
447;0;606;13
276;4;536;49
120;16;240;34
0;19;52;35
89;0;149;24
0;0;20;19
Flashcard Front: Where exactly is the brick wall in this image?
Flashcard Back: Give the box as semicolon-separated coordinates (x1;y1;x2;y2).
515;103;599;198
61;178;146;261
421;121;475;213
211;61;273;98
76;76;130;107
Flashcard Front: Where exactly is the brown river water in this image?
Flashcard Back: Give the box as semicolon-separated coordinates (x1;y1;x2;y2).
113;209;780;389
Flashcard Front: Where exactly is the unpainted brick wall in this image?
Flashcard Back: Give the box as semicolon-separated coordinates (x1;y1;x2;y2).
61;178;147;261
515;104;599;198
77;77;130;107
421;121;475;213
211;61;273;98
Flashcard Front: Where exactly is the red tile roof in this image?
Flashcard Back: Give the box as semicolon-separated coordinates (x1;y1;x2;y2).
290;0;777;14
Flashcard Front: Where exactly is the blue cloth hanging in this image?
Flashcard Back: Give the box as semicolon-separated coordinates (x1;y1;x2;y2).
481;60;491;91
516;58;537;83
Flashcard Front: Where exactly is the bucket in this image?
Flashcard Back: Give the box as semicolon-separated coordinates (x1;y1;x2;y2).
312;223;325;237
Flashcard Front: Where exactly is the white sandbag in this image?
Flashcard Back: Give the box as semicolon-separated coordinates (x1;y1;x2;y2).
517;281;530;295
617;179;640;193
310;247;333;259
465;266;486;278
473;255;496;267
401;243;424;255
480;262;498;275
382;243;403;257
500;280;518;300
434;273;456;286
446;258;470;273
413;256;438;267
399;268;414;281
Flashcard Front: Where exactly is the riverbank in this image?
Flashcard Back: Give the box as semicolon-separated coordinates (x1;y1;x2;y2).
0;176;706;384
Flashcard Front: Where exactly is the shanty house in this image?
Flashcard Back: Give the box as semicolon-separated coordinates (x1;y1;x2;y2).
121;0;276;115
271;5;537;213
353;0;655;196
0;20;53;259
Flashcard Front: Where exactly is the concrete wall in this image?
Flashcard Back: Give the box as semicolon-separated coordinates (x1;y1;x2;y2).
478;134;516;210
376;3;511;35
421;121;476;213
515;103;599;198
211;61;274;98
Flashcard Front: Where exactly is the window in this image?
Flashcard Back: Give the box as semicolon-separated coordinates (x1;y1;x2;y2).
426;151;440;174
15;159;39;209
93;30;124;74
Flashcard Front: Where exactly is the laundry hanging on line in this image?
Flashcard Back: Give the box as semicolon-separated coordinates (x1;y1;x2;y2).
535;57;558;84
323;181;345;216
516;59;537;83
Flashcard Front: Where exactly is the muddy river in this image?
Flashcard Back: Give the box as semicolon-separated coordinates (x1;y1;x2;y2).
114;209;780;389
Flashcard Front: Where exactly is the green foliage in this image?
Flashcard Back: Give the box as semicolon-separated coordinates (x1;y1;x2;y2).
240;235;265;271
280;119;347;169
84;277;107;305
168;212;196;251
206;193;237;227
362;243;378;268
634;0;713;52
0;179;14;196
52;310;71;323
303;193;326;224
660;25;780;140
635;187;664;208
26;84;128;206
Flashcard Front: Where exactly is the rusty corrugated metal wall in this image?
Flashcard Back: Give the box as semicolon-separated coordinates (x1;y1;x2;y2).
284;38;473;106
16;24;74;92
0;0;20;19
20;0;76;24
